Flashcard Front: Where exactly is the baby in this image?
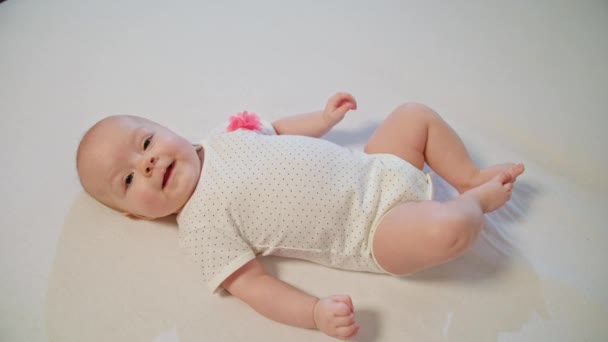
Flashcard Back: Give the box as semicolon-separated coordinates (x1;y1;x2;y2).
76;93;524;339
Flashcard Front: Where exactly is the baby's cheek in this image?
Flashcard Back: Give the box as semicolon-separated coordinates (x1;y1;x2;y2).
137;190;168;216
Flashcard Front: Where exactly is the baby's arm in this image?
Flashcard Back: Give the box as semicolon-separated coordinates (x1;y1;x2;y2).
221;259;360;339
272;92;357;137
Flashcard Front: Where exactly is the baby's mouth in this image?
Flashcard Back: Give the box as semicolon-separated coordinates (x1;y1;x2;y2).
162;162;175;189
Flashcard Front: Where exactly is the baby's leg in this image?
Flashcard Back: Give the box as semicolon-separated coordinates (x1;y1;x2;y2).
373;169;515;275
364;103;524;193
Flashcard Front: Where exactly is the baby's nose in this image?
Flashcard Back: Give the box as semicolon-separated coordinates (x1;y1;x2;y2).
143;156;157;175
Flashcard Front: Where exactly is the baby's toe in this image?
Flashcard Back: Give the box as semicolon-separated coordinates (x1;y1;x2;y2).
510;163;525;177
496;171;512;185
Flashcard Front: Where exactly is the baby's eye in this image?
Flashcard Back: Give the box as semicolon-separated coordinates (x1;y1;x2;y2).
125;173;134;188
143;136;152;150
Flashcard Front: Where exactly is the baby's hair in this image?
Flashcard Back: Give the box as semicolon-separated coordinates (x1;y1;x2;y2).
76;116;113;189
76;115;129;212
76;120;99;192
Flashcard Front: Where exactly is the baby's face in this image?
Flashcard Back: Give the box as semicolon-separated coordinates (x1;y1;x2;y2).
78;115;202;219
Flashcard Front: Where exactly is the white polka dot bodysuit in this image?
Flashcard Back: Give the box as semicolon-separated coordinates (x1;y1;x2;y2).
177;120;433;293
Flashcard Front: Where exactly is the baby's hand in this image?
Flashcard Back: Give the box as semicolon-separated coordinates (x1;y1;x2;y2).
323;92;357;127
314;295;360;340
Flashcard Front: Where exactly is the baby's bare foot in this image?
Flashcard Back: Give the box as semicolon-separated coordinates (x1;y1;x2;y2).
509;163;525;181
458;163;525;193
463;168;517;213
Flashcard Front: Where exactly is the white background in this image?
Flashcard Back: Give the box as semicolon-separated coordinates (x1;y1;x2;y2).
1;0;607;341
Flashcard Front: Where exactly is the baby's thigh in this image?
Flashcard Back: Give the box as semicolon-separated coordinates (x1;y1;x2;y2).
364;103;433;170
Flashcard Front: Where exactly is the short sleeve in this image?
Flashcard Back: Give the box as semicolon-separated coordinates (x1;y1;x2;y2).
258;119;277;135
180;227;255;293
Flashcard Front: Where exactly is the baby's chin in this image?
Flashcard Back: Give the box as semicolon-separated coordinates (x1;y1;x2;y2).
127;207;177;220
123;210;170;220
129;200;188;219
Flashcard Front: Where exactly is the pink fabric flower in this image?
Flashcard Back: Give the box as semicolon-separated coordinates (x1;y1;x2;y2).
226;111;263;132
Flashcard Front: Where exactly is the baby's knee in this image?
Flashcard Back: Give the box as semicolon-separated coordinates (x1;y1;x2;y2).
425;211;478;258
394;102;439;121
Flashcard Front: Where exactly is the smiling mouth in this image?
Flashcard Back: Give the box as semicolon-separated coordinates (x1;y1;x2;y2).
162;162;175;188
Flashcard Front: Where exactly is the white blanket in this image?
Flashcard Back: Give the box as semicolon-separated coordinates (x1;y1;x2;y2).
47;134;607;340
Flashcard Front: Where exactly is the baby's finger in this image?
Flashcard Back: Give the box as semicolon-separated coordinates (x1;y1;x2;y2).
331;301;352;316
342;93;357;109
334;313;355;327
335;93;356;110
331;92;355;107
345;325;360;339
335;324;360;339
332;295;354;312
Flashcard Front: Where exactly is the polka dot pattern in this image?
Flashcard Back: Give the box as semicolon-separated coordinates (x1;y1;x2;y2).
177;120;432;293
